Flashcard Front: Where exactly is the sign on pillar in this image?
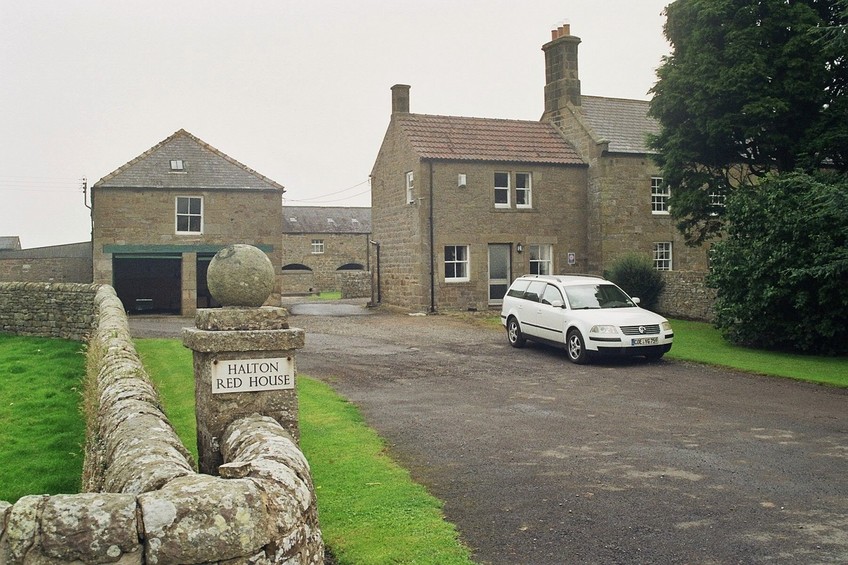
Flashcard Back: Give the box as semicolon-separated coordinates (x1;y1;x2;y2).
182;244;305;475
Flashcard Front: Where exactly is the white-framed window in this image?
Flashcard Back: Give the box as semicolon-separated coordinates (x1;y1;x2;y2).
494;172;510;208
458;173;467;188
651;177;670;214
653;242;672;271
516;172;532;208
444;245;469;282
405;171;414;204
708;189;727;216
175;196;202;233
170;159;185;171
311;239;325;254
529;244;552;275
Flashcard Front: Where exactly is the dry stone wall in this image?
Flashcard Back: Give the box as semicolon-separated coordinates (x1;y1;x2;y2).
339;271;371;299
0;285;323;564
657;271;716;322
0;282;99;341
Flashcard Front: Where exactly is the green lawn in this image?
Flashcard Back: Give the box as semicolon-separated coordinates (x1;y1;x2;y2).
0;335;86;502
2;316;844;556
134;339;474;565
666;319;848;387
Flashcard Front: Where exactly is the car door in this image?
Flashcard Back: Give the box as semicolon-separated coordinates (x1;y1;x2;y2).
518;280;548;338
534;284;567;343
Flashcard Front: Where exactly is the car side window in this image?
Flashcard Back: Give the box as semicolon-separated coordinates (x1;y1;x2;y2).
541;284;563;306
523;281;547;303
506;280;530;298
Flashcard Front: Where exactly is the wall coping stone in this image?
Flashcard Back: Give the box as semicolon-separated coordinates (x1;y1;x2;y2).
0;284;323;564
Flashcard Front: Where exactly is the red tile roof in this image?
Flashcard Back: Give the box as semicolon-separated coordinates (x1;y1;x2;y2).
396;114;584;165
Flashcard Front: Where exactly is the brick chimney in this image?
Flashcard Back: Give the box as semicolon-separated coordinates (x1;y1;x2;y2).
542;23;581;121
391;84;410;114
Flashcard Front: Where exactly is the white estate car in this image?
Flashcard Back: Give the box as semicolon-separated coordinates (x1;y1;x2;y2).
500;274;673;364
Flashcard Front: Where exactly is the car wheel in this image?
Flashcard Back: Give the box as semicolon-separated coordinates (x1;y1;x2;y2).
566;329;589;364
507;317;526;348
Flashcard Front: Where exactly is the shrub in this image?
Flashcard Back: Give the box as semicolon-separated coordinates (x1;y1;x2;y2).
605;254;665;311
707;172;848;355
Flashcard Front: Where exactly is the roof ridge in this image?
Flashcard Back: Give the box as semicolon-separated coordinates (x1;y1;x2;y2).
581;94;652;104
93;129;284;191
401;112;551;125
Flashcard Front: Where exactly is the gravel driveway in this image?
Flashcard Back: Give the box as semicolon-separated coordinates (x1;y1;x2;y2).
131;302;848;564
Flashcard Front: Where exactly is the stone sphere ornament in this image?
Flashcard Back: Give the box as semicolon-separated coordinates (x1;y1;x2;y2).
207;244;275;307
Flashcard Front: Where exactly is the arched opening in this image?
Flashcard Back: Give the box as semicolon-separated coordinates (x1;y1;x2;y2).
282;263;313;271
337;263;365;271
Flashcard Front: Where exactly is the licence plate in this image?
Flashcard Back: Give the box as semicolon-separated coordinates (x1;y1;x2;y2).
631;337;659;346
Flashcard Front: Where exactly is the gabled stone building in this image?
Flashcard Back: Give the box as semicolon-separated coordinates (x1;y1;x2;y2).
370;25;708;312
91;129;284;316
281;206;371;294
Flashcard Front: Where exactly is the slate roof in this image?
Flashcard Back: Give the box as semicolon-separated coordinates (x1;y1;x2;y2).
395;113;584;165
0;241;91;258
579;96;660;154
0;236;21;250
283;206;371;234
93;129;284;192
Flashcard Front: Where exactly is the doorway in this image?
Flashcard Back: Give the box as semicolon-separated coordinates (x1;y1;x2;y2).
488;244;511;305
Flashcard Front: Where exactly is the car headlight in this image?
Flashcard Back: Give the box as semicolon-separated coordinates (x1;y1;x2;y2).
590;324;618;334
662;321;672;331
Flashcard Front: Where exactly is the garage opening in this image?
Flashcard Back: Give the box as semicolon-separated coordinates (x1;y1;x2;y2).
113;256;181;314
197;254;221;309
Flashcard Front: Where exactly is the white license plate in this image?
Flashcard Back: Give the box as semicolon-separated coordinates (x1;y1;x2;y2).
631;337;659;346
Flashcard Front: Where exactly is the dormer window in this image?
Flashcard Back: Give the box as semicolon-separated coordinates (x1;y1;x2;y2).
170;159;186;171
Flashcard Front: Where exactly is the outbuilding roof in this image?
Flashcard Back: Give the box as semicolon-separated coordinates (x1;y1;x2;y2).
0;241;91;258
395;113;584;165
0;236;21;251
93;129;284;192
579;96;660;154
283;206;371;234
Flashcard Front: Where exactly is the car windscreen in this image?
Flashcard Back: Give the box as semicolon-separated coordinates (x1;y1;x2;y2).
564;284;635;309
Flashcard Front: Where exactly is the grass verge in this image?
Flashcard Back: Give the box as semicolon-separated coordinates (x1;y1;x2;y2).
479;313;847;387
666;319;848;387
311;291;342;301
134;339;474;564
0;335;86;502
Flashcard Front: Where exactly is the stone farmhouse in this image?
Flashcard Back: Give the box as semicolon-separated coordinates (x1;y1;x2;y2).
370;25;709;313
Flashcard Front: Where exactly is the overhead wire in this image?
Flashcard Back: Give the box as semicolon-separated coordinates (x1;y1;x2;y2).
0;176;85;193
284;178;371;204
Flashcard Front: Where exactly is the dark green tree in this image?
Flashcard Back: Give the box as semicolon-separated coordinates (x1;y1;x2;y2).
648;0;848;245
707;172;848;354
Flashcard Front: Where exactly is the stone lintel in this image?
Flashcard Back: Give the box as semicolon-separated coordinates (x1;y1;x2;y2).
194;306;290;331
182;327;305;353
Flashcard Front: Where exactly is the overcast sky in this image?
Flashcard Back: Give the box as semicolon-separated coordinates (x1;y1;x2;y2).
0;0;671;248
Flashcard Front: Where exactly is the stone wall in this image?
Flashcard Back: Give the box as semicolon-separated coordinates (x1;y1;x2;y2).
0;242;93;285
340;271;371;299
0;285;323;564
281;232;370;292
0;282;100;341
657;270;716;322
